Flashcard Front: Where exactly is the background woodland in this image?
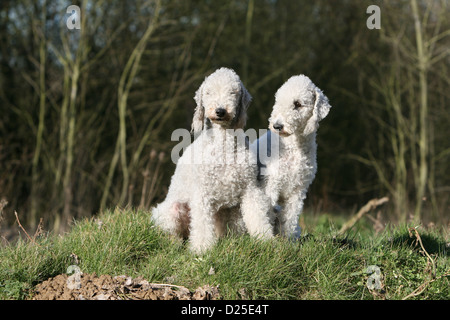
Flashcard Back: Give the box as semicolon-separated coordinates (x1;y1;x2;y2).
0;0;449;232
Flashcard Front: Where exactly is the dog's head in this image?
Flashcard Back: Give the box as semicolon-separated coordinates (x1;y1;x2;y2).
191;67;252;136
268;75;331;137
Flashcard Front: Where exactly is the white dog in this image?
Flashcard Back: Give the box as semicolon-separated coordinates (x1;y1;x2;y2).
252;75;332;239
152;68;273;253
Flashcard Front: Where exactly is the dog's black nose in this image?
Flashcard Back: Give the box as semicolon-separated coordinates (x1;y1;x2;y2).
215;108;226;118
273;123;284;131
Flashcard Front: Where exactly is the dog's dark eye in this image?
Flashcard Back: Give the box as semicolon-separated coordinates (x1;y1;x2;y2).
293;100;302;110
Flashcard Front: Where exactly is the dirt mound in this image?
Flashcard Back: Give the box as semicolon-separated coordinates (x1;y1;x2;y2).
32;273;221;300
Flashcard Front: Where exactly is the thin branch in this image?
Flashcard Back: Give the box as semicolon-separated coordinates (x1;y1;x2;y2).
402;271;449;300
14;211;36;245
338;197;389;235
408;227;436;278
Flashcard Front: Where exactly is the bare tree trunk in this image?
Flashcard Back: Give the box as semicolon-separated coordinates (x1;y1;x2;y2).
411;0;429;220
50;0;89;231
30;0;46;228
242;0;254;84
62;64;79;225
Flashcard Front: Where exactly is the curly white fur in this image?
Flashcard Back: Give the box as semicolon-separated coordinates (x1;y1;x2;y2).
252;75;332;239
151;68;273;253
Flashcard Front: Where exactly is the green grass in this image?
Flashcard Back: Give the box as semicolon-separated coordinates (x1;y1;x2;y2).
0;208;448;300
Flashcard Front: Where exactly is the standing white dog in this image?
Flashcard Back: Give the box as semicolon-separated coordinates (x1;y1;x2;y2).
252;75;332;239
152;68;273;253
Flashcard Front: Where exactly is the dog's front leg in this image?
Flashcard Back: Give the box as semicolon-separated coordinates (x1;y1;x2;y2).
280;194;305;239
241;186;274;240
188;195;217;254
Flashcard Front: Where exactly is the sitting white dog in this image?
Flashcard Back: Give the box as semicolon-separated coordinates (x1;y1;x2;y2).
252;75;332;239
152;68;273;253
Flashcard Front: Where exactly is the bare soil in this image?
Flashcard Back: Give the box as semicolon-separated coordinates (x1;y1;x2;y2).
32;273;221;300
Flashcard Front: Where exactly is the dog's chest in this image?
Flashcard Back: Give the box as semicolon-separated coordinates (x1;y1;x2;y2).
198;132;255;203
267;148;315;196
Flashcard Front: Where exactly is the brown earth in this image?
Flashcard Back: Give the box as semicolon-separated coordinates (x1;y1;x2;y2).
32;273;221;300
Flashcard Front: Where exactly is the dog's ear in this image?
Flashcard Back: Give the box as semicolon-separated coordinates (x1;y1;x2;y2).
314;87;331;121
233;82;252;129
303;87;331;135
240;82;252;111
191;82;205;136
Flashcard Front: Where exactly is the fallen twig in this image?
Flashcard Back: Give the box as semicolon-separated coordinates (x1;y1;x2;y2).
401;227;448;300
408;227;436;278
339;197;389;235
402;271;449;300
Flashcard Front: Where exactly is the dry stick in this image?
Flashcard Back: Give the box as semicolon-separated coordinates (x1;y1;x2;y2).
148;283;189;289
408;227;436;278
339;197;389;235
14;211;36;245
366;210;384;234
33;218;44;241
402;271;449;300
401;227;449;300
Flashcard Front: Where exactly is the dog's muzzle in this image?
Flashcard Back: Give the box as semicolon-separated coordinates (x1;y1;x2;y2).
210;108;230;122
215;108;226;118
271;122;290;136
272;123;284;131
